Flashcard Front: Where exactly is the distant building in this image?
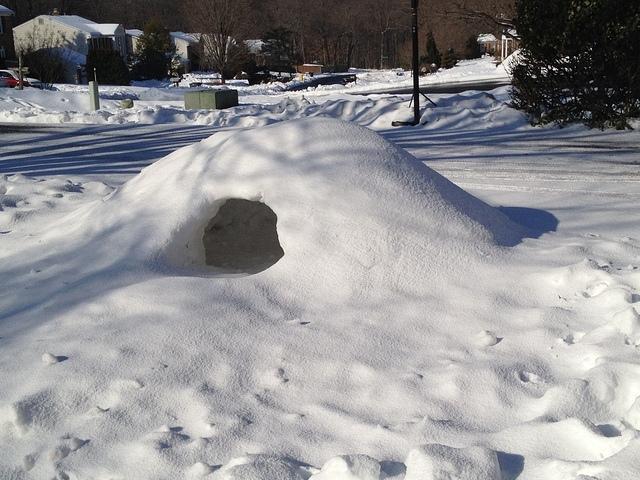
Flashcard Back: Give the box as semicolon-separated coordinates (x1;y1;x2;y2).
501;29;521;61
476;33;498;56
126;29;200;72
13;13;127;82
0;4;15;66
245;39;268;68
296;63;323;75
170;32;200;72
125;28;143;59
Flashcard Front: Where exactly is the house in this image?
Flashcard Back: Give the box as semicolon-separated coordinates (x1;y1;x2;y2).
13;13;128;82
476;33;498;56
501;29;521;61
0;4;15;66
126;29;200;72
245;39;269;67
296;63;323;75
125;28;143;59
170;32;200;72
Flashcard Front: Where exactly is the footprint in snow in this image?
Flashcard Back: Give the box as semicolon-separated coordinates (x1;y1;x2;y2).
286;317;310;325
69;437;89;451
475;330;502;347
518;371;543;384
23;454;36;471
48;445;70;462
42;353;68;365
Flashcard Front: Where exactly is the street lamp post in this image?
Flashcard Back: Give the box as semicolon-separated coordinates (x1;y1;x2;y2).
392;0;421;126
410;0;420;125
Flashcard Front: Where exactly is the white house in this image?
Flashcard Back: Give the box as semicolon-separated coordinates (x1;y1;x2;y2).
0;4;15;63
126;29;199;71
170;32;200;71
501;29;521;61
13;14;127;82
125;28;142;58
477;33;498;56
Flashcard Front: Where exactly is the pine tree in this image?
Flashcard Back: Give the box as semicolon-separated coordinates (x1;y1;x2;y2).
263;27;297;73
441;48;458;69
86;49;130;86
132;19;176;80
464;35;482;59
512;0;640;129
421;31;441;68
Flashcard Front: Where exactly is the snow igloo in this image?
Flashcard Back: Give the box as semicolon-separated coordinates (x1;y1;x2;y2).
65;117;521;284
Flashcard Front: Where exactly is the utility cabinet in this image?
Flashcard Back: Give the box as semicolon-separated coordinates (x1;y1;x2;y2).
184;89;239;110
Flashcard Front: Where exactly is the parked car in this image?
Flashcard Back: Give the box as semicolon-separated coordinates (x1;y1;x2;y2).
0;70;43;88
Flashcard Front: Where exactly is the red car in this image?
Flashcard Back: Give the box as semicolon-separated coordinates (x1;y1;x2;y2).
0;70;34;88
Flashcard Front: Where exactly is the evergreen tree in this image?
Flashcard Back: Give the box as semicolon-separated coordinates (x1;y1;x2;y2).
512;0;640;129
263;27;297;73
132;19;176;80
441;48;459;69
464;35;482;59
86;49;130;85
421;31;441;67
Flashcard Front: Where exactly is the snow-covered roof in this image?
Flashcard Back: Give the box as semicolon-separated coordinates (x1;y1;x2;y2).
170;32;200;44
0;5;15;15
245;39;265;54
503;28;520;39
477;33;497;43
126;29;143;37
89;23;121;35
39;15;121;36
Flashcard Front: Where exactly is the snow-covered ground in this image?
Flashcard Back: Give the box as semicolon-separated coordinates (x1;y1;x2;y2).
0;56;511;125
1;59;640;480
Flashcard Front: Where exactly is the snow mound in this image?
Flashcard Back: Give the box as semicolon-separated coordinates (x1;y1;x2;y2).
211;454;313;480
404;444;501;480
42;118;519;277
0;119;531;480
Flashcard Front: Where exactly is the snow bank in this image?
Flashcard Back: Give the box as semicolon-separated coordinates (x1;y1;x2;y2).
0;86;526;132
0;57;515;126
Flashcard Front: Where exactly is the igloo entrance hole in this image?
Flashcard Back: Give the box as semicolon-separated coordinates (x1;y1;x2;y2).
202;199;284;274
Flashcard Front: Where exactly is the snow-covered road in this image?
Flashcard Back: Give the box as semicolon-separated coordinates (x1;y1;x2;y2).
3;120;638;201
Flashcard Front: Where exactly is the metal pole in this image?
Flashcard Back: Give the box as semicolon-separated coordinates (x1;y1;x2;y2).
391;0;427;127
18;54;24;91
411;0;420;125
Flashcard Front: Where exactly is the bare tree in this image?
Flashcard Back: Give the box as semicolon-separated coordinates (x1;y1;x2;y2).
365;0;406;69
182;0;250;81
444;1;516;28
14;24;74;87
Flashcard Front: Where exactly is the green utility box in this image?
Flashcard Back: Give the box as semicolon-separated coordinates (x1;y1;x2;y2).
184;89;239;110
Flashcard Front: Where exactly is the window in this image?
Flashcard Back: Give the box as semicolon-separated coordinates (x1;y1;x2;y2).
0;47;5;60
88;37;114;51
0;16;5;34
